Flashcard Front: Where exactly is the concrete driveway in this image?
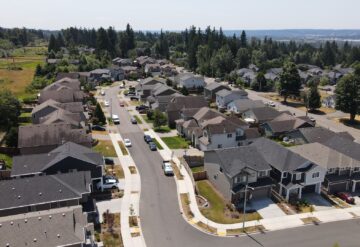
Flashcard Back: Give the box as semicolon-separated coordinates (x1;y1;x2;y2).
303;193;333;211
247;198;286;219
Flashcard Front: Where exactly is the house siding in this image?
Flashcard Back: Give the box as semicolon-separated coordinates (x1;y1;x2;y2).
205;160;232;201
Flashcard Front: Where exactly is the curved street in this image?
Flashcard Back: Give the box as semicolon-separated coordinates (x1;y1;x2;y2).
106;85;360;247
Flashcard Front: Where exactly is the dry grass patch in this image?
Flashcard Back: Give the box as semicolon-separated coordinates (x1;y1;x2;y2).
105;165;125;179
131;232;140;237
196;221;217;234
92;130;109;135
180;193;194;219
129;166;137;174
226;225;265;236
129;216;138;227
118;141;129;155
301;217;321;225
93;140;117;157
172;163;184;180
98;213;123;247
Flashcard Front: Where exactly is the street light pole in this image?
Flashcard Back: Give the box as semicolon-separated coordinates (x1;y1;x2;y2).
242;174;249;232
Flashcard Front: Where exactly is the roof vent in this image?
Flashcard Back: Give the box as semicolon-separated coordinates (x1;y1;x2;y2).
10;221;13;225
49;215;52;219
57;234;61;238
0;223;2;227
24;219;28;223
62;213;66;217
33;238;37;242
39;192;42;196
12;187;15;190
17;195;21;199
38;217;41;221
59;189;62;193
6;243;9;247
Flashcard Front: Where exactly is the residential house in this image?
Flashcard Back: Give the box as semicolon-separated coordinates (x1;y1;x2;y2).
135;77;166;100
0;171;91;217
18;123;92;155
151;94;182;112
227;99;265;115
166;96;208;127
308;67;323;76
135;56;156;67
215;89;248;110
242;106;281;124
261;113;315;137
251;138;326;201
160;64;177;77
109;65;125;81
112;57;132;66
43;77;81;92
89;69;111;83
0;205;95;247
31;99;85;124
290;142;360;194
322;95;336;108
204;82;231;101
38;108;85;128
55;72;80;81
174;72;205;89
12;142;104;182
264;68;283;82
121;65;140;79
144;63;161;75
205;146;273;204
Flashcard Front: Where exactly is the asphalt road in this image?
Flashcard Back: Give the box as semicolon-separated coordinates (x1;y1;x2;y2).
105;86;360;247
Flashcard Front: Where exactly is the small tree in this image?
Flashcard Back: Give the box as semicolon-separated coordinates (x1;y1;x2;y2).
279;62;301;102
153;110;167;128
5;127;18;147
307;84;321;111
34;64;42;77
93;103;106;125
181;86;189;96
256;72;267;91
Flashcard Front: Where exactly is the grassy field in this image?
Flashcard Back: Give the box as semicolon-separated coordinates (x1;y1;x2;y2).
196;180;261;224
0;47;46;99
161;136;189;149
141;114;154;124
191;166;204;173
152;138;164;150
0;154;13;169
93;140;117;157
133;115;143;124
118;141;129;155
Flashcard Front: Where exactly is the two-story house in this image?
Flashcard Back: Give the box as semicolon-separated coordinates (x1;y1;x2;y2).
251;138;326;201
227;99;265;115
215;89;248;110
205;146;274;205
242;106;281;125
204;82;231;101
174;72;205;89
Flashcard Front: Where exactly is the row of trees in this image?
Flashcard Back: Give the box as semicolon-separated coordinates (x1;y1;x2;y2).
0;27;44;47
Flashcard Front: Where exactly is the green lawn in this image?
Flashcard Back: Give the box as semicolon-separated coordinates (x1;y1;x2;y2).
161;136;189;149
0;154;13;169
19;112;31;118
141;114;154;124
196;180;261;224
152;138;164;150
191;166;204;173
133;115;143;124
93;140;117;157
154;126;171;133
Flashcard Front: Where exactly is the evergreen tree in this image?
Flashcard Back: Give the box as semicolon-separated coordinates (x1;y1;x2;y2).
181;86;189;96
96;27;110;53
0;90;21;130
236;48;250;68
279;62;301;102
34;64;42;77
48;34;58;52
256;72;267;91
322;41;336;66
307;84;321;111
240;30;247;47
56;33;65;48
93;103;106;125
153;110;167;128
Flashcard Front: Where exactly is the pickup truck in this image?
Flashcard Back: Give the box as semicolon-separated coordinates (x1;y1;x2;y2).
162;161;174;176
112;114;120;125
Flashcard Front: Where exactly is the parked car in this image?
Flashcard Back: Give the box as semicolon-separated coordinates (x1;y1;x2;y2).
92;125;106;131
336;192;355;204
144;134;152;143
148;141;157;151
136;105;149;111
124;138;132;147
112;114;120;125
96;178;119;190
266;101;276;107
138;109;148;114
130;96;139;101
309;117;316;123
130;117;137;124
162;161;174;176
104;157;114;165
119;101;125;107
127;92;136;96
100;90;105;96
104;100;110;107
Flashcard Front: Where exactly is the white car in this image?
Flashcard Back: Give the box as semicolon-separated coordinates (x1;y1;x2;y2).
96;178;119;190
100;90;105;96
104;100;110;107
124;138;132;147
112;114;120;125
162;161;174;176
267;101;276;107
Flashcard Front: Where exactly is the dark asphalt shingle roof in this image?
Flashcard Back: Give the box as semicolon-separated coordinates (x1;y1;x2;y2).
167;96;208;112
246;107;281;122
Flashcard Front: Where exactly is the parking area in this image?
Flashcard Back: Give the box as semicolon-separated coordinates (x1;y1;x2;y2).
247;198;287;219
302;193;334;211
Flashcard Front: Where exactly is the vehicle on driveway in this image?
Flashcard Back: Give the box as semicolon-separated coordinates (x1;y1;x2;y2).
162;161;174;176
266;101;276;107
112;114;120;125
104;157;114;165
124;138;132;147
136;105;149;111
96;177;119;191
144;134;152;143
148;141;157;151
138;109;148;114
130;117;137;124
92;125;106;131
336;192;355;204
104;100;110;107
119;101;125;107
100;90;105;96
130;96;139;101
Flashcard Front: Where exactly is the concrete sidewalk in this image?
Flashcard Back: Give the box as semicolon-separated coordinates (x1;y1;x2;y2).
148;128;360;236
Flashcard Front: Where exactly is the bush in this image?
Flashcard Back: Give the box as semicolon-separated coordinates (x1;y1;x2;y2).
5;127;18;147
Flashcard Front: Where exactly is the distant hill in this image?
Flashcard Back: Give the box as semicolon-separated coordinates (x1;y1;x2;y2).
223;29;360;43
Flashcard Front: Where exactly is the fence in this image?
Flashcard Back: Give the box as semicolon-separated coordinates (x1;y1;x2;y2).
184;155;203;168
0;170;11;180
0;147;19;156
180;157;207;193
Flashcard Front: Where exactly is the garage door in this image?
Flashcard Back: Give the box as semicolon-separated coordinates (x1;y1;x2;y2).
303;184;316;194
251;187;270;200
329;182;348;194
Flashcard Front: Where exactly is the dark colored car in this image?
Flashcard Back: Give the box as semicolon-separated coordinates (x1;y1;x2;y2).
136;105;149;111
144;135;152;143
148;141;157;151
336;192;355;204
131;117;137;124
92;125;106;131
138;109;148;114
104;157;114;165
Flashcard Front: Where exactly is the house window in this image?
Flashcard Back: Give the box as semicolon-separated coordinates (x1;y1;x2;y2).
258;171;267;177
227;133;232;138
217;144;222;149
354;167;360;172
282;172;288;179
219;167;223;173
328;168;336;174
239;175;247;183
295;173;301;180
312;172;320;178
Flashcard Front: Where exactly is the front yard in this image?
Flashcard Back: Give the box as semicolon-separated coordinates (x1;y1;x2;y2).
196;180;262;224
0;153;12;169
161;136;189;149
93;140;117;157
95;212;123;247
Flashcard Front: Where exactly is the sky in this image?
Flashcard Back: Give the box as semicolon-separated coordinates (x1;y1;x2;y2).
0;0;359;31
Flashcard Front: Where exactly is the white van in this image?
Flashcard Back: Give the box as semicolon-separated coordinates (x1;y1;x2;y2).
112;114;120;125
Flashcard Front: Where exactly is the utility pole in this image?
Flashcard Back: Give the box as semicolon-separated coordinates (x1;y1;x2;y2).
242;173;249;232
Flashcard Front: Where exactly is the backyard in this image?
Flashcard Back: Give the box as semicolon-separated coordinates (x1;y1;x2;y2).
196;180;262;224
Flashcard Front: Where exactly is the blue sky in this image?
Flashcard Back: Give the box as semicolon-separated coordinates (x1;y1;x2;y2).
0;0;359;30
